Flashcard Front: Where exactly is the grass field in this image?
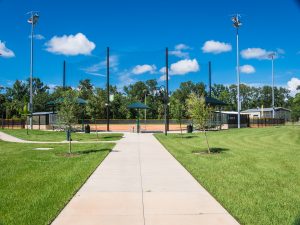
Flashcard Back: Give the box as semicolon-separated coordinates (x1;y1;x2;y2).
155;126;300;225
1;129;123;142
0;141;115;225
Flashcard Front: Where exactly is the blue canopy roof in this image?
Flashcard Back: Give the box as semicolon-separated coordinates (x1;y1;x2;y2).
127;102;150;109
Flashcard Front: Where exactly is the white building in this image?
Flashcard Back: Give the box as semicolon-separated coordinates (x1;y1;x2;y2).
241;107;291;121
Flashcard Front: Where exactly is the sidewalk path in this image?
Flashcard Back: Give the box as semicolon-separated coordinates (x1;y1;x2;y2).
52;133;240;225
0;131;116;144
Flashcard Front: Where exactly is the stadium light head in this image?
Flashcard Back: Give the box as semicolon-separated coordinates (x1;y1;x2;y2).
232;14;242;28
28;13;39;25
268;52;276;59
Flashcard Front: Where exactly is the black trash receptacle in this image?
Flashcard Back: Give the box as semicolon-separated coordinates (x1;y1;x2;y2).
187;124;193;133
85;124;90;133
66;129;71;141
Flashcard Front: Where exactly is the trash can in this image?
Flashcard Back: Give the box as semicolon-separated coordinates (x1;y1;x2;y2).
187;124;193;133
66;129;71;141
85;124;90;133
136;119;140;133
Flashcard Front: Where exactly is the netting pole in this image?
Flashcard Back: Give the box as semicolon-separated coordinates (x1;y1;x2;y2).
165;47;169;135
106;47;110;132
208;61;212;97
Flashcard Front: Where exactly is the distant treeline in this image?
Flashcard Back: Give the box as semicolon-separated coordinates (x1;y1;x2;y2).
0;78;299;121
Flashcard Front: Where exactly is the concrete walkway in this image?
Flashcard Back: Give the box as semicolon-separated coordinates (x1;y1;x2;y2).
0;131;116;144
52;133;240;225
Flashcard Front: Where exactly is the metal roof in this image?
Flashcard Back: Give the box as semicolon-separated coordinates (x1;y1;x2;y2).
32;112;56;115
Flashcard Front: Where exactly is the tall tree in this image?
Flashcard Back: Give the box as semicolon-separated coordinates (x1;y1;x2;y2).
78;79;93;100
5;80;28;118
291;93;300;122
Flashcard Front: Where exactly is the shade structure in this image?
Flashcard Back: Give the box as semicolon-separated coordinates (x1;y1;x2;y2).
46;97;87;106
205;97;227;106
127;102;150;109
127;102;150;133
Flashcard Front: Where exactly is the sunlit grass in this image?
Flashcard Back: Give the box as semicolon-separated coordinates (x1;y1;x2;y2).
0;141;114;225
155;126;300;225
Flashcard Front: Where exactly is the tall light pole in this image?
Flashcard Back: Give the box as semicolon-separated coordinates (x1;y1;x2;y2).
232;14;242;129
27;11;39;129
269;52;276;118
106;47;110;132
165;47;169;134
155;86;167;135
143;89;148;131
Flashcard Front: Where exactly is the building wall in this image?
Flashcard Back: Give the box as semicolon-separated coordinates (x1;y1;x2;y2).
245;110;291;121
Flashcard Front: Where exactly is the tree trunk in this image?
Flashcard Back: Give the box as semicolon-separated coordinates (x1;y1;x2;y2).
204;129;210;154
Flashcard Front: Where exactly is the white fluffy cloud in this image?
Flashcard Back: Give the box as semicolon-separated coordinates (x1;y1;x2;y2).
46;33;95;56
240;65;255;74
132;64;156;75
287;77;300;96
241;48;268;60
170;59;200;75
240;48;278;60
169;43;191;58
0;41;15;58
202;40;232;54
175;44;190;50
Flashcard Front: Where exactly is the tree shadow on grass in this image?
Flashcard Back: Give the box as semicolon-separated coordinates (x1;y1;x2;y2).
55;149;112;157
102;135;124;139
77;148;112;155
180;135;198;139
192;148;229;155
293;214;300;225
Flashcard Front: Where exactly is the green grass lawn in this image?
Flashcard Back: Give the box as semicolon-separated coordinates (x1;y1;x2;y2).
155;126;300;225
0;141;115;225
1;129;123;142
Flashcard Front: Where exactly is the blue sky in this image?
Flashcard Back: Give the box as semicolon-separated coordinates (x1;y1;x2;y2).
0;0;300;95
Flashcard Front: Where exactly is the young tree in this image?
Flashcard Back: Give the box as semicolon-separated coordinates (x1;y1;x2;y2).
172;98;183;136
187;93;212;153
57;90;80;154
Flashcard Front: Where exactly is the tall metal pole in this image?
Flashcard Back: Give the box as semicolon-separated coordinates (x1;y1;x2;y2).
106;47;110;132
27;11;39;130
29;15;34;130
271;54;275;118
165;47;169;135
144;91;147;130
236;27;240;129
232;14;242;129
208;61;212;97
